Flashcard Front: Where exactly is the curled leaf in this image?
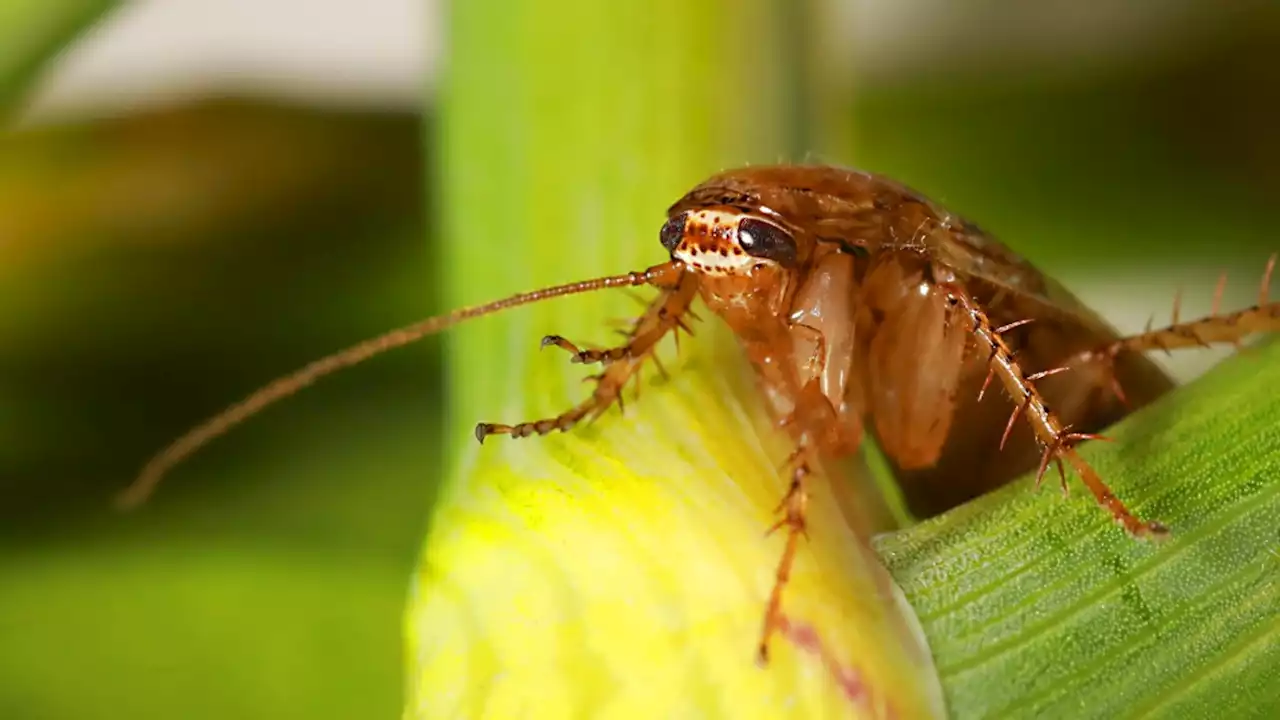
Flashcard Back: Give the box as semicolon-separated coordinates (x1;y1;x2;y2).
876;339;1280;718
407;325;945;717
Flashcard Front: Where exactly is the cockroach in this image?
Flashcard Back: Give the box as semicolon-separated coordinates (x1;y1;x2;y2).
119;164;1280;663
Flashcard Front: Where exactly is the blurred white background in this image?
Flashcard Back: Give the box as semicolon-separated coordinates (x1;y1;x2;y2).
22;0;1260;121
13;0;1273;384
23;0;435;120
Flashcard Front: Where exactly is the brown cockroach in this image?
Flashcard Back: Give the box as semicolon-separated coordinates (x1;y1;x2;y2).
119;164;1279;663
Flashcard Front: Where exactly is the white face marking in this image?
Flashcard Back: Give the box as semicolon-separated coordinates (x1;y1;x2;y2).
671;209;762;275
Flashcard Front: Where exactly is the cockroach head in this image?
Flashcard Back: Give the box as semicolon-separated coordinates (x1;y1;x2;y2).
659;208;798;276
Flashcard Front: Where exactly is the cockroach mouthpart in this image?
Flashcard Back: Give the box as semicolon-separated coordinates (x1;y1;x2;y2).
123;165;1279;664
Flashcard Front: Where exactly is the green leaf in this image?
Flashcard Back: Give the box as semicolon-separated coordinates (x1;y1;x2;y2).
0;542;405;720
876;339;1280;718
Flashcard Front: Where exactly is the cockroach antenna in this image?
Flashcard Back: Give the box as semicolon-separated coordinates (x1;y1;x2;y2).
117;261;683;510
117;163;1280;667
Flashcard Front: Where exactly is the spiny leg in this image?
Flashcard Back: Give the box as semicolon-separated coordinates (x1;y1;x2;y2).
539;335;619;364
759;445;813;666
540;317;695;366
1069;255;1279;395
475;273;699;442
118;262;686;508
944;284;1168;537
757;378;846;665
541;305;699;366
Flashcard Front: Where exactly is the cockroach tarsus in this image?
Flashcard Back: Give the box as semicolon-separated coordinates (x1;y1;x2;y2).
120;165;1280;665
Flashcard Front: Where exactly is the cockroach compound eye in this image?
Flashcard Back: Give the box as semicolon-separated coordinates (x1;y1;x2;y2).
124;164;1279;664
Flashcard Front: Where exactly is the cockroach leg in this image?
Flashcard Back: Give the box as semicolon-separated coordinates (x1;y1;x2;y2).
541;312;697;368
476;275;699;443
1170;287;1185;327
1211;271;1230;317
994;317;1036;335
758;436;815;666
649;352;669;381
945;284;1168;537
788;323;829;395
1067;254;1280;398
1035;430;1112;497
540;334;625;365
121;262;685;508
756;377;849;666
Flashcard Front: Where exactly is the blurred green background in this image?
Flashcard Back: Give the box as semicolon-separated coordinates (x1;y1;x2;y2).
2;1;1277;718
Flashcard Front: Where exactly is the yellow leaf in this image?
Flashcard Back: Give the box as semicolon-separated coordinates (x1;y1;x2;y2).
407;325;945;718
409;1;946;717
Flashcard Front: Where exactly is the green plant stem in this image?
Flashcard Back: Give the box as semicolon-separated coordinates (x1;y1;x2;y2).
409;1;946;716
436;1;789;442
0;0;118;118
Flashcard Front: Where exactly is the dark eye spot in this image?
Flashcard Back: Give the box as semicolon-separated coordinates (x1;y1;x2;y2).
836;241;869;259
737;218;797;267
659;213;687;252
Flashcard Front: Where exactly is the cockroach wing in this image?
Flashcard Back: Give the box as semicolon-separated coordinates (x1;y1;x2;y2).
886;229;1176;518
858;255;969;471
675;164;1176;518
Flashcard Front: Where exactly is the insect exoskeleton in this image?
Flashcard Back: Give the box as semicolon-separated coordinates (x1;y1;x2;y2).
662;208;800;275
123;163;1279;665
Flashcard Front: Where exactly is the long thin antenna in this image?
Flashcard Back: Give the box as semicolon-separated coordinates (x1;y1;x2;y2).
118;261;683;509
